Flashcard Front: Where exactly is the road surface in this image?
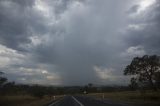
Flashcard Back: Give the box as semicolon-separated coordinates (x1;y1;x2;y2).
48;95;131;106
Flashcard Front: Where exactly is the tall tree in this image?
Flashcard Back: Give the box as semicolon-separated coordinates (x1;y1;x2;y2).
124;55;160;91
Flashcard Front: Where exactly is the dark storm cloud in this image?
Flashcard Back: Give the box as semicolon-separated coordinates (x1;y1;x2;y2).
30;0;130;85
125;0;160;54
0;0;35;51
0;0;159;85
0;0;53;51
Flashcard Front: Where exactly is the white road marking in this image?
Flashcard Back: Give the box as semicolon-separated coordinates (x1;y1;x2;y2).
48;97;63;106
72;96;84;106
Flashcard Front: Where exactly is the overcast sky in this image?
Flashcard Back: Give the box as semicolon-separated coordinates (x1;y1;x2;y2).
0;0;160;86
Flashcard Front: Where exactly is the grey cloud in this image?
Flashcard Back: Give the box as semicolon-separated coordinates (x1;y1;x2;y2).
127;5;139;14
0;0;34;51
30;0;130;85
0;0;160;85
0;0;86;51
125;0;160;54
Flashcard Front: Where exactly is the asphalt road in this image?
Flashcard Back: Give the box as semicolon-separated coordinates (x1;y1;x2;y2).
48;95;131;106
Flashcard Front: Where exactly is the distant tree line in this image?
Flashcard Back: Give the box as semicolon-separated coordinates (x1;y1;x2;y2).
1;54;159;98
0;72;132;98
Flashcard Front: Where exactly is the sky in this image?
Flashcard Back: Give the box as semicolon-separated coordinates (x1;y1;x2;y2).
0;0;160;86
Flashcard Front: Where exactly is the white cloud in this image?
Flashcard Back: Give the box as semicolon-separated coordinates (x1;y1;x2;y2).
34;0;50;17
0;44;62;85
127;24;146;31
46;75;60;80
93;66;129;85
6;66;62;85
0;44;25;67
121;45;146;57
138;0;156;12
94;66;115;80
29;36;43;46
128;0;156;18
42;70;48;74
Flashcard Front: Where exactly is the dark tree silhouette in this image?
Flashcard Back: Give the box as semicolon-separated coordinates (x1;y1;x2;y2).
154;72;160;88
0;72;7;87
129;78;138;90
124;55;160;91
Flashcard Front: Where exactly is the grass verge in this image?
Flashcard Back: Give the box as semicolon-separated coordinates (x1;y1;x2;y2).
87;90;160;105
0;95;62;106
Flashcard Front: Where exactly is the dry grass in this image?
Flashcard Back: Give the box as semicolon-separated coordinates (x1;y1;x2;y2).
87;90;160;103
0;95;62;106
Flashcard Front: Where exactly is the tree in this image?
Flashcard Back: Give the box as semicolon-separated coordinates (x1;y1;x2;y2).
129;78;138;90
124;55;160;91
88;83;93;93
154;72;160;88
88;83;93;88
0;72;8;87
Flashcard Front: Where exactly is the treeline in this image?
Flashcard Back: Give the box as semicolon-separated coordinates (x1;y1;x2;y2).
0;72;132;98
0;84;131;97
1;55;160;98
0;81;131;98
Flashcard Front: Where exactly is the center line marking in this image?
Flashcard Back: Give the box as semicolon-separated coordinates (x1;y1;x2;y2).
72;96;84;106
